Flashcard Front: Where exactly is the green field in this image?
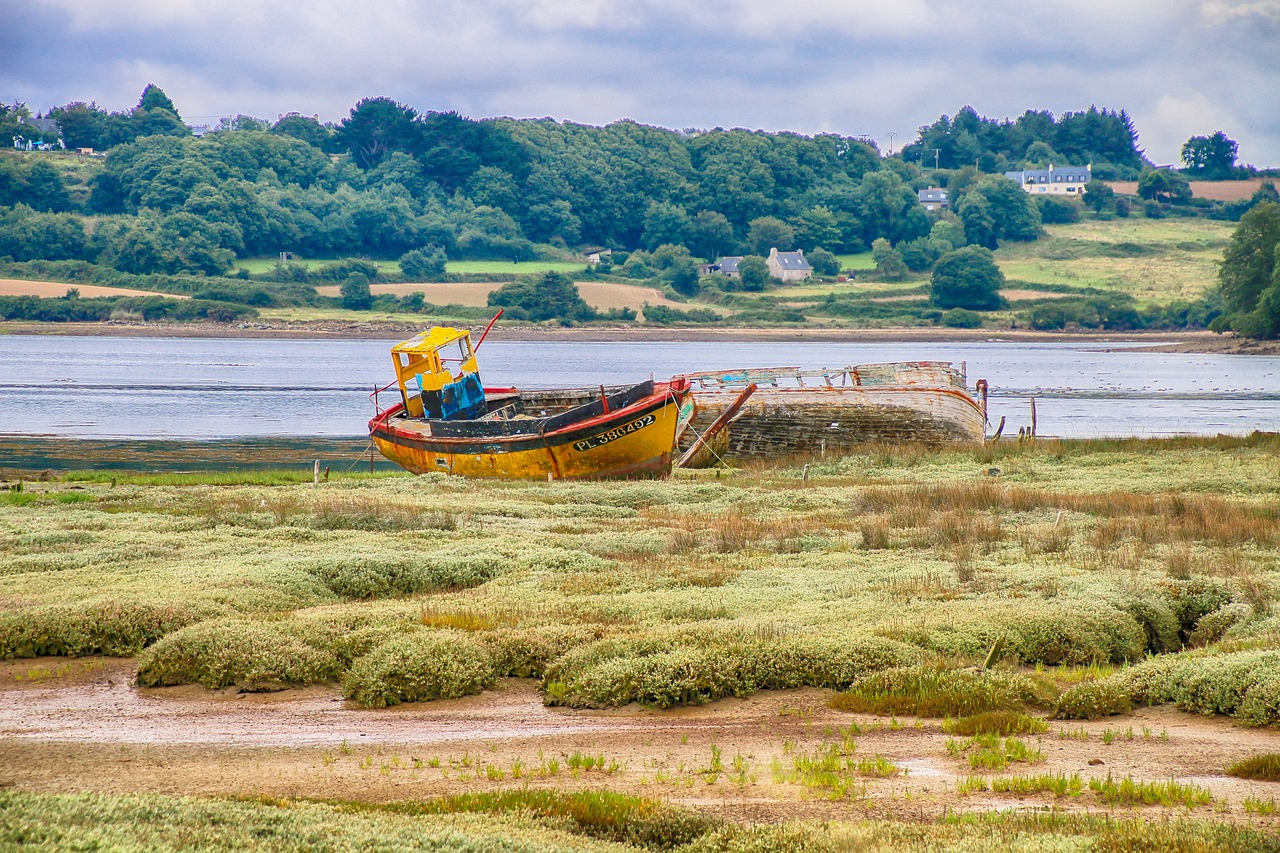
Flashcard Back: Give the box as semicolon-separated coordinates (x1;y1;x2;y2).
837;251;876;271
994;217;1232;302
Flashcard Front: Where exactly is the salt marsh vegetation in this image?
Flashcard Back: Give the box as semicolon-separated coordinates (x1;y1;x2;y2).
3;433;1280;849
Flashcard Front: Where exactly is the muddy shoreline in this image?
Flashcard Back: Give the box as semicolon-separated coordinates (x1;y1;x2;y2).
3;657;1280;826
3;320;1278;354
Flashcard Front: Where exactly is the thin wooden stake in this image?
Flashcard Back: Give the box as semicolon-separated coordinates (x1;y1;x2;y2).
1030;397;1038;438
314;460;320;485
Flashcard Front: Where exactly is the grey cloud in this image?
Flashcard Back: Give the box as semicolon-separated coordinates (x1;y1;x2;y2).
0;0;1276;165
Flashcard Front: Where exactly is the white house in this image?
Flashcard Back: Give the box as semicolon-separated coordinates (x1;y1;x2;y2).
1004;164;1092;195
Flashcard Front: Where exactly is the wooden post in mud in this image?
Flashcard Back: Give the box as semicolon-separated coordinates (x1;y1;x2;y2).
1030;398;1038;438
313;460;320;485
370;445;376;474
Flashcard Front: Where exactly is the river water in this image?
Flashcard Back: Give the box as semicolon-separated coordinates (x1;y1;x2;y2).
0;335;1277;439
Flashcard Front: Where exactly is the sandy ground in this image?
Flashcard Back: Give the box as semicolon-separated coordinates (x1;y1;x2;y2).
0;278;189;299
2;656;1279;826
314;281;709;314
1105;179;1271;202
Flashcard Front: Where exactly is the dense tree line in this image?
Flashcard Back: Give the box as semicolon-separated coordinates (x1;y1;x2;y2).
5;87;1123;282
899;105;1146;178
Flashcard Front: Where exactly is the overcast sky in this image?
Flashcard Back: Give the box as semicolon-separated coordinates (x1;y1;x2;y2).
3;0;1278;166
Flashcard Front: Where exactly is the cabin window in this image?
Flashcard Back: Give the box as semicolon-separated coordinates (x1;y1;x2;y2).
439;337;471;365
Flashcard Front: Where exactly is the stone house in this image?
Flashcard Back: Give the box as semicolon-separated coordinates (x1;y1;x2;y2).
766;248;811;283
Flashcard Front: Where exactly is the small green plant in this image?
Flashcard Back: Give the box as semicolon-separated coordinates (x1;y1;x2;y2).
704;744;723;783
951;734;1044;771
1245;796;1278;815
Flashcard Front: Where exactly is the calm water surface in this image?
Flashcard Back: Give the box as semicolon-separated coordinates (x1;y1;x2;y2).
0;335;1277;439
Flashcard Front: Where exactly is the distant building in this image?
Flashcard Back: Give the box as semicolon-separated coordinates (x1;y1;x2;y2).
766;248;812;283
582;247;612;264
187;123;212;138
918;187;949;211
704;256;743;278
13;116;63;151
1004;164;1092;195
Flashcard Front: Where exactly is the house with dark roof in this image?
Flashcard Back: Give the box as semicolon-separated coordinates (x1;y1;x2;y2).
13;116;63;151
918;187;948;211
703;256;743;278
1004;163;1092;196
766;248;811;283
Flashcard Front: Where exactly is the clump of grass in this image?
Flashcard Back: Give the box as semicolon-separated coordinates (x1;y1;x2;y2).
1087;773;1212;808
1226;753;1280;782
943;711;1049;737
948;733;1044;771
992;771;1083;798
1244;796;1278;815
957;772;1084;798
831;666;1041;717
341;630;495;708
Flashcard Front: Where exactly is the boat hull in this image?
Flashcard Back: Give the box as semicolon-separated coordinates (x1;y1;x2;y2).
370;381;685;480
677;364;986;464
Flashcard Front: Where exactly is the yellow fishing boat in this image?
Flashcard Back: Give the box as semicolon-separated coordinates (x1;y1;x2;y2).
368;326;690;480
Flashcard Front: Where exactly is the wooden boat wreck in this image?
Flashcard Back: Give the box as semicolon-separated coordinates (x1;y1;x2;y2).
674;363;988;466
369;326;690;480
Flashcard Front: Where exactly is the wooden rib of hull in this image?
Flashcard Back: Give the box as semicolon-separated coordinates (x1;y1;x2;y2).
678;386;986;462
371;387;683;480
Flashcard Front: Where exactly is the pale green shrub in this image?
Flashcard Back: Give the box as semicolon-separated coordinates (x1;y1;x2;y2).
1187;602;1252;648
1163;577;1234;641
1111;655;1186;706
0;600;200;660
482;626;604;678
1121;595;1182;654
746;635;923;690
137;619;341;691
308;552;507;599
1053;679;1132;719
1174;650;1280;717
1087;648;1280;725
1239;674;1280;726
342;630;496;708
1006;605;1147;665
541;632;920;709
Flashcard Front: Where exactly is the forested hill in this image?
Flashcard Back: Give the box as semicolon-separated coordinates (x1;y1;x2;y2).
0;90;1155;276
